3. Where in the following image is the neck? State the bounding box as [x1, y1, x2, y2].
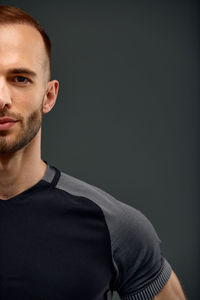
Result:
[0, 130, 47, 200]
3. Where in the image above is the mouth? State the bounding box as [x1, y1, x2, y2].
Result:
[0, 118, 18, 131]
[0, 117, 17, 123]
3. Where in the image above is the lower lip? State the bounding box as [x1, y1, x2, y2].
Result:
[0, 121, 17, 130]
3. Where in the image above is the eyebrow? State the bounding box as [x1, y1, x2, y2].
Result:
[8, 68, 37, 77]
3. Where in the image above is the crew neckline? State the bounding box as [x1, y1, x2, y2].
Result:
[0, 162, 58, 202]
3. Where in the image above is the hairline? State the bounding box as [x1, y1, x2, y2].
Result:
[0, 20, 51, 81]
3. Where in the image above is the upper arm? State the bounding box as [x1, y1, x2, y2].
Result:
[88, 187, 176, 299]
[110, 202, 172, 299]
[153, 271, 187, 300]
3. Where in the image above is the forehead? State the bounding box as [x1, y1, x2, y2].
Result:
[0, 24, 47, 74]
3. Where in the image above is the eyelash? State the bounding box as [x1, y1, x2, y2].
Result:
[12, 76, 31, 84]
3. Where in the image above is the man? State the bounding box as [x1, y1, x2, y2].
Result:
[0, 5, 186, 300]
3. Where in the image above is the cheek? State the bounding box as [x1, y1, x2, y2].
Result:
[10, 86, 45, 112]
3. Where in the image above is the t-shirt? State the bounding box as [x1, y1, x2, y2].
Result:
[0, 163, 172, 300]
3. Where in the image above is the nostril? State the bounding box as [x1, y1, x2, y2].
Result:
[0, 101, 12, 110]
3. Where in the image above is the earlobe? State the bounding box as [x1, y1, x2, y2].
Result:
[42, 80, 59, 114]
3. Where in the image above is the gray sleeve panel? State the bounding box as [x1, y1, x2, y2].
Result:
[56, 171, 172, 299]
[43, 164, 56, 183]
[121, 259, 171, 300]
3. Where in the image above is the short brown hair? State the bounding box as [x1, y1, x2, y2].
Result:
[0, 5, 51, 78]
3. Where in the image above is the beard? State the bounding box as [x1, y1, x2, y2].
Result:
[0, 102, 43, 154]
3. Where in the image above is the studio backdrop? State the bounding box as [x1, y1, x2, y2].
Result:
[1, 0, 199, 299]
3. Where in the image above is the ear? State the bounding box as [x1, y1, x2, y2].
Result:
[42, 80, 59, 114]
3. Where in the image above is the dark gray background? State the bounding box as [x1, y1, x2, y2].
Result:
[1, 0, 199, 299]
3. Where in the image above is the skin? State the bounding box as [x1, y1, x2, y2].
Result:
[153, 271, 187, 300]
[0, 23, 59, 199]
[0, 23, 186, 300]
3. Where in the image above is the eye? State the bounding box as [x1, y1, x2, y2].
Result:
[13, 76, 30, 83]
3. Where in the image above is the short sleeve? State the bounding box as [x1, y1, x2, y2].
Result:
[54, 171, 172, 300]
[109, 202, 172, 299]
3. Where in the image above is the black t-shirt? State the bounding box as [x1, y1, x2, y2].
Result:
[0, 163, 171, 300]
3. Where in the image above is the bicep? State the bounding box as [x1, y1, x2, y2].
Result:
[153, 271, 187, 300]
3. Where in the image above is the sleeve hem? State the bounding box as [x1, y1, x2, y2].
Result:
[120, 259, 172, 300]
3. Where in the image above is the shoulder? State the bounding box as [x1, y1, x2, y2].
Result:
[56, 169, 162, 262]
[56, 169, 172, 298]
[56, 170, 156, 240]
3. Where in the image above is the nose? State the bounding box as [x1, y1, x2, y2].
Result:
[0, 79, 12, 110]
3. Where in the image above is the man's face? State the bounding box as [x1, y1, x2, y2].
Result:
[0, 24, 50, 154]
